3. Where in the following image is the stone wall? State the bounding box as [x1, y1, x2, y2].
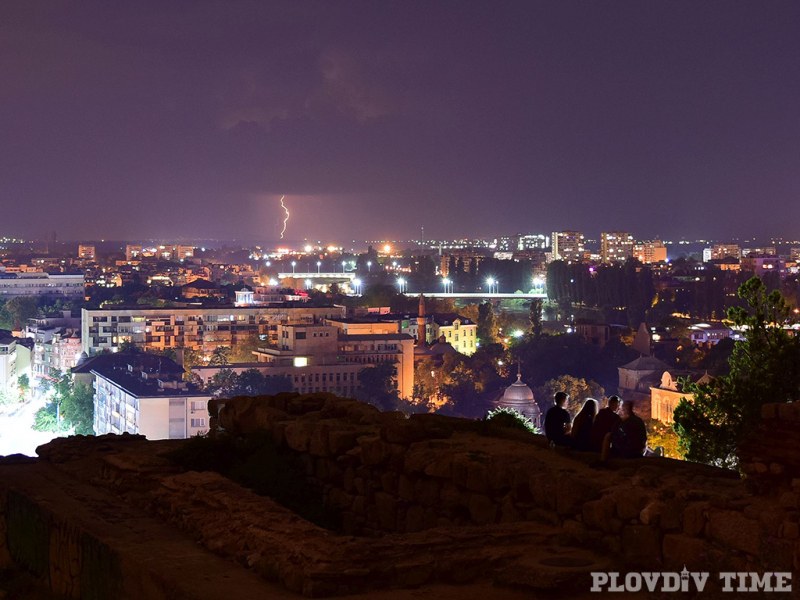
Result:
[211, 394, 800, 576]
[2, 396, 799, 598]
[739, 401, 800, 495]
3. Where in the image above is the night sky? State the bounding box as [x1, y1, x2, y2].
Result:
[2, 1, 799, 242]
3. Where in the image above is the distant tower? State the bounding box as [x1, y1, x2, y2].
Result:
[417, 294, 427, 345]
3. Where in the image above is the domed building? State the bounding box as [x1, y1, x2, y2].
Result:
[494, 367, 541, 428]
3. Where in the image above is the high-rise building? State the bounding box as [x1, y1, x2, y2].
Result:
[77, 244, 96, 260]
[125, 245, 143, 261]
[710, 244, 741, 260]
[551, 231, 585, 262]
[632, 240, 668, 264]
[600, 232, 634, 263]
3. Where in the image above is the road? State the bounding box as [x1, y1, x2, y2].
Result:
[0, 395, 66, 457]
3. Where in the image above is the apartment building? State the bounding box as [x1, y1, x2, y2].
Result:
[0, 272, 85, 298]
[86, 354, 211, 439]
[81, 304, 346, 355]
[600, 231, 634, 263]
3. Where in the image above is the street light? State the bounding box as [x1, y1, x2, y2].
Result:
[353, 278, 362, 295]
[342, 260, 347, 273]
[316, 260, 321, 274]
[367, 260, 372, 272]
[397, 277, 406, 294]
[305, 279, 312, 290]
[486, 277, 497, 294]
[291, 260, 296, 274]
[442, 277, 452, 293]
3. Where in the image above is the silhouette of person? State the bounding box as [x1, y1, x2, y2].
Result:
[610, 400, 647, 458]
[544, 391, 571, 447]
[570, 398, 598, 451]
[591, 395, 622, 452]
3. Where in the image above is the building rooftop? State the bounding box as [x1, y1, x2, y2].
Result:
[341, 333, 414, 342]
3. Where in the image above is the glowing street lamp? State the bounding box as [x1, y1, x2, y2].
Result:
[353, 278, 362, 295]
[342, 260, 347, 273]
[486, 277, 498, 294]
[316, 260, 321, 274]
[442, 277, 452, 293]
[367, 260, 372, 272]
[397, 277, 406, 294]
[291, 260, 296, 274]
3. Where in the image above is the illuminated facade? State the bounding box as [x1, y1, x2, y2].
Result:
[600, 231, 634, 263]
[77, 244, 96, 260]
[0, 272, 84, 299]
[87, 354, 211, 439]
[551, 230, 585, 262]
[195, 323, 415, 399]
[81, 304, 345, 355]
[632, 240, 667, 264]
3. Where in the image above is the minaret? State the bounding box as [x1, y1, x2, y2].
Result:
[417, 293, 427, 346]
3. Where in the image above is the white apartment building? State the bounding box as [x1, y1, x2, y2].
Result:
[0, 272, 85, 298]
[87, 354, 211, 439]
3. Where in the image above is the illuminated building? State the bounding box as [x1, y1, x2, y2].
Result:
[0, 272, 85, 299]
[551, 230, 585, 262]
[650, 371, 712, 425]
[77, 244, 96, 260]
[81, 304, 345, 356]
[194, 323, 415, 399]
[79, 353, 211, 439]
[125, 245, 142, 261]
[710, 244, 741, 260]
[600, 231, 634, 263]
[632, 240, 667, 264]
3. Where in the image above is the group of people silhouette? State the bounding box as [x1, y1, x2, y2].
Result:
[544, 393, 649, 460]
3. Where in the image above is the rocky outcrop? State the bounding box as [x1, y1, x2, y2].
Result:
[2, 396, 799, 598]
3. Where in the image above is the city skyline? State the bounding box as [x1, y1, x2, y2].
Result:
[2, 1, 799, 241]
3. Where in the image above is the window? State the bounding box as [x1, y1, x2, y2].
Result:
[191, 418, 206, 428]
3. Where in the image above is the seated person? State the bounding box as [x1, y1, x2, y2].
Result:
[610, 400, 647, 458]
[544, 391, 572, 447]
[590, 395, 622, 452]
[570, 398, 598, 451]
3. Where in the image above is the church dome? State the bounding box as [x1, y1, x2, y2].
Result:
[494, 371, 540, 425]
[502, 373, 535, 403]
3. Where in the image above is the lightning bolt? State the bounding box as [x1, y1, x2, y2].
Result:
[279, 195, 289, 239]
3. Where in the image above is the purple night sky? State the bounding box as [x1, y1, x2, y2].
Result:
[1, 1, 799, 242]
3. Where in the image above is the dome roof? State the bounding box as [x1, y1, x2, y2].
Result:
[502, 373, 535, 402]
[494, 373, 540, 422]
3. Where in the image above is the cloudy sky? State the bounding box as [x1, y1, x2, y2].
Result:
[1, 1, 799, 242]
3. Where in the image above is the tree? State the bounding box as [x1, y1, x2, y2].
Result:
[33, 374, 94, 435]
[674, 277, 800, 468]
[529, 299, 544, 337]
[536, 375, 604, 417]
[0, 296, 39, 330]
[60, 382, 95, 435]
[230, 334, 262, 362]
[356, 362, 400, 411]
[477, 302, 497, 344]
[204, 368, 292, 398]
[209, 346, 231, 366]
[17, 374, 30, 402]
